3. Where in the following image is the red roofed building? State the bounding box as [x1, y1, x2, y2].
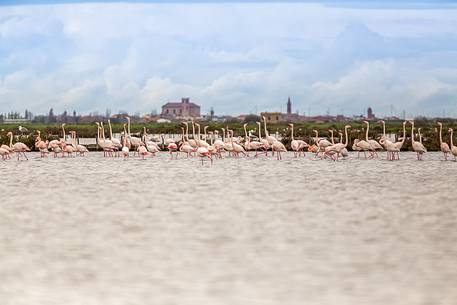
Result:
[161, 98, 201, 119]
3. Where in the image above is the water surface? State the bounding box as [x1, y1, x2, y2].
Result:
[1, 152, 456, 305]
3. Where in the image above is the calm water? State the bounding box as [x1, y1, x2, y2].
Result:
[1, 152, 457, 305]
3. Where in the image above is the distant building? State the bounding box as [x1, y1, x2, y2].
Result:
[161, 98, 200, 119]
[287, 97, 292, 115]
[367, 107, 376, 120]
[261, 112, 285, 123]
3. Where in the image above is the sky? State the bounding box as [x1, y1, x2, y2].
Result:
[1, 1, 457, 117]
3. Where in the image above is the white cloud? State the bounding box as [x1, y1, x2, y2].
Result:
[1, 2, 457, 117]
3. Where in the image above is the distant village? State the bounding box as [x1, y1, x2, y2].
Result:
[0, 96, 430, 125]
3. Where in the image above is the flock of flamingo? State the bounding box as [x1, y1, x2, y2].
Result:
[1, 116, 457, 163]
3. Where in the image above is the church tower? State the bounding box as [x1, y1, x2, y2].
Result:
[287, 97, 292, 115]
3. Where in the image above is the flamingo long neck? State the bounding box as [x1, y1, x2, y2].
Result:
[230, 131, 234, 145]
[127, 118, 131, 136]
[314, 130, 319, 144]
[382, 122, 386, 138]
[402, 123, 406, 143]
[123, 125, 127, 146]
[290, 125, 294, 141]
[192, 122, 195, 140]
[344, 127, 349, 147]
[365, 122, 369, 141]
[185, 123, 190, 141]
[101, 123, 106, 140]
[257, 123, 262, 139]
[439, 124, 443, 144]
[197, 125, 201, 146]
[61, 125, 65, 141]
[96, 124, 100, 142]
[181, 128, 185, 142]
[263, 119, 269, 136]
[330, 131, 334, 145]
[243, 125, 249, 142]
[108, 120, 114, 140]
[9, 133, 13, 147]
[451, 129, 454, 147]
[411, 122, 415, 143]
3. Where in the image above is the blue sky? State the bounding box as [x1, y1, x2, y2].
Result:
[1, 1, 457, 117]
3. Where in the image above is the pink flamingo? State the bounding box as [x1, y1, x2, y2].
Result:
[35, 130, 49, 157]
[7, 131, 30, 160]
[448, 128, 457, 161]
[437, 122, 450, 161]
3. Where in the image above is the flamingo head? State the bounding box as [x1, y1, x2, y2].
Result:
[449, 128, 453, 133]
[345, 125, 351, 129]
[437, 122, 442, 126]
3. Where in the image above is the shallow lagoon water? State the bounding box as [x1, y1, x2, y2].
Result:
[1, 152, 457, 305]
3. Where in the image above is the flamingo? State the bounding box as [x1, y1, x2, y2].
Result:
[437, 122, 450, 161]
[195, 123, 210, 148]
[262, 116, 277, 155]
[256, 121, 269, 156]
[95, 122, 114, 157]
[35, 130, 49, 157]
[229, 130, 247, 157]
[137, 142, 150, 159]
[271, 139, 287, 160]
[312, 130, 332, 157]
[289, 123, 308, 157]
[47, 134, 61, 158]
[213, 130, 225, 158]
[354, 124, 373, 159]
[71, 131, 88, 156]
[338, 131, 349, 158]
[244, 124, 263, 157]
[364, 120, 383, 157]
[418, 128, 424, 144]
[196, 124, 212, 164]
[126, 117, 141, 153]
[179, 127, 195, 158]
[410, 121, 426, 160]
[393, 121, 407, 160]
[222, 128, 234, 157]
[167, 138, 178, 159]
[0, 146, 10, 160]
[121, 124, 130, 158]
[108, 119, 122, 156]
[448, 128, 457, 161]
[143, 127, 160, 154]
[7, 131, 30, 160]
[379, 120, 396, 161]
[323, 125, 351, 161]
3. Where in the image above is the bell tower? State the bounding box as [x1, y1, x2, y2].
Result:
[287, 97, 292, 115]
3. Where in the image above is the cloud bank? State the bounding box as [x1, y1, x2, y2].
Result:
[1, 2, 457, 117]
